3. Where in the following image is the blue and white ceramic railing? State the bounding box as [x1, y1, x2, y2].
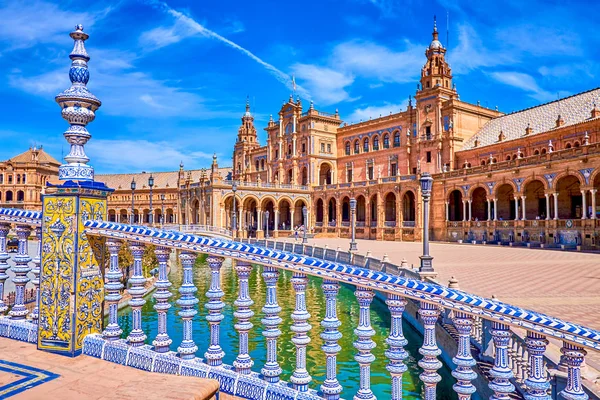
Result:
[0, 207, 599, 399]
[0, 209, 42, 341]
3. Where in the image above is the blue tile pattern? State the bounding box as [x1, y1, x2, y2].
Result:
[0, 359, 59, 399]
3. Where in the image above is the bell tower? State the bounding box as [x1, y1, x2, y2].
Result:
[233, 98, 259, 180]
[420, 16, 453, 93]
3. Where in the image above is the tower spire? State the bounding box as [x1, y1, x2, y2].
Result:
[56, 25, 101, 181]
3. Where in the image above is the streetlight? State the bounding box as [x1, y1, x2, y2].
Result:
[232, 182, 238, 238]
[160, 193, 165, 227]
[349, 198, 357, 251]
[130, 178, 136, 224]
[419, 172, 435, 276]
[302, 206, 308, 244]
[265, 210, 270, 238]
[148, 174, 154, 225]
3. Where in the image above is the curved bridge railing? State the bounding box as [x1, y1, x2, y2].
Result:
[0, 208, 598, 400]
[81, 220, 599, 400]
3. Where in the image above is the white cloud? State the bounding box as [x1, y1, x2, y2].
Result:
[292, 39, 423, 105]
[448, 24, 514, 74]
[490, 71, 555, 102]
[290, 64, 355, 105]
[0, 0, 112, 50]
[495, 25, 581, 57]
[331, 40, 423, 83]
[346, 101, 407, 123]
[87, 139, 218, 173]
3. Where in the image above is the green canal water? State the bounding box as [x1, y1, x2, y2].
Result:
[116, 257, 459, 399]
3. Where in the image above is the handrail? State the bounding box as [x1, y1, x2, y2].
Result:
[0, 208, 42, 226]
[83, 220, 600, 351]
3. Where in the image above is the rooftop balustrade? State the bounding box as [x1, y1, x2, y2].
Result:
[0, 207, 598, 399]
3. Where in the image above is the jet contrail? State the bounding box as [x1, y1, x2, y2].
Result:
[145, 0, 310, 99]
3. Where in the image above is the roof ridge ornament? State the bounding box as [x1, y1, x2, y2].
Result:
[56, 24, 101, 182]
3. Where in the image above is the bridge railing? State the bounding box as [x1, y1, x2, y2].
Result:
[79, 220, 599, 400]
[0, 207, 598, 399]
[163, 224, 232, 237]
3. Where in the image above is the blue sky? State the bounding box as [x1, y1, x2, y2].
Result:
[0, 0, 597, 173]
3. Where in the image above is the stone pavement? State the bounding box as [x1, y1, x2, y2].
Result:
[0, 338, 221, 399]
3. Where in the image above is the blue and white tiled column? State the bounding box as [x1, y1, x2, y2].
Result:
[560, 342, 588, 400]
[418, 301, 442, 400]
[523, 331, 550, 399]
[261, 266, 282, 382]
[103, 239, 123, 341]
[153, 246, 173, 353]
[9, 225, 32, 319]
[30, 227, 42, 323]
[385, 294, 408, 400]
[320, 279, 343, 399]
[126, 242, 147, 346]
[451, 311, 477, 400]
[354, 286, 376, 400]
[205, 256, 225, 366]
[0, 224, 10, 314]
[488, 322, 515, 399]
[177, 251, 198, 359]
[290, 272, 312, 391]
[233, 260, 254, 374]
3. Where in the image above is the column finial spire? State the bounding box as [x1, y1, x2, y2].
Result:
[56, 24, 101, 182]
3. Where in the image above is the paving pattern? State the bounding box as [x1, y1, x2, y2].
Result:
[0, 339, 220, 399]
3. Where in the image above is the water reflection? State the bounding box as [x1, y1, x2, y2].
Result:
[116, 257, 458, 399]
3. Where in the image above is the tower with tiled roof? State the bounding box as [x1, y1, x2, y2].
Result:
[233, 98, 260, 180]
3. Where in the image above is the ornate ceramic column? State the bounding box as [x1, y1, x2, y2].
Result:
[487, 199, 492, 221]
[153, 246, 173, 353]
[488, 322, 515, 399]
[38, 24, 110, 356]
[290, 272, 312, 391]
[514, 197, 520, 221]
[30, 227, 42, 323]
[233, 260, 254, 374]
[354, 286, 376, 400]
[462, 200, 467, 222]
[320, 280, 343, 399]
[523, 332, 550, 399]
[103, 239, 123, 341]
[467, 199, 472, 221]
[452, 311, 477, 399]
[418, 301, 442, 400]
[560, 342, 588, 400]
[127, 242, 147, 346]
[545, 194, 550, 220]
[553, 193, 559, 220]
[9, 225, 32, 319]
[261, 266, 282, 382]
[385, 294, 408, 400]
[177, 251, 198, 359]
[581, 190, 587, 219]
[0, 224, 10, 314]
[521, 196, 527, 220]
[205, 256, 225, 366]
[445, 201, 449, 221]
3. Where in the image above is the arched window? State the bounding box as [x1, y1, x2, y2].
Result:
[565, 143, 572, 149]
[354, 140, 360, 154]
[261, 159, 265, 170]
[345, 141, 351, 155]
[541, 148, 547, 155]
[16, 174, 20, 184]
[373, 136, 379, 150]
[383, 134, 390, 149]
[22, 174, 26, 184]
[534, 149, 540, 155]
[363, 138, 369, 152]
[255, 160, 259, 171]
[285, 123, 292, 134]
[393, 131, 400, 147]
[481, 159, 486, 166]
[574, 141, 580, 148]
[506, 155, 511, 161]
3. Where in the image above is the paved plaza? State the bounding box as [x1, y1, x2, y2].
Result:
[0, 339, 221, 399]
[283, 237, 600, 332]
